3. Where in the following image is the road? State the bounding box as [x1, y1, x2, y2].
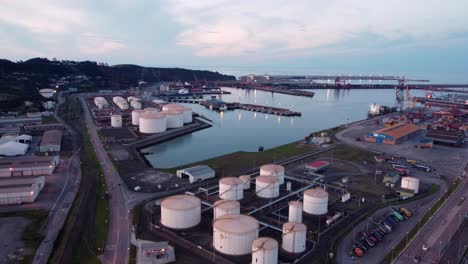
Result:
[32, 91, 82, 264]
[394, 175, 468, 264]
[80, 95, 163, 264]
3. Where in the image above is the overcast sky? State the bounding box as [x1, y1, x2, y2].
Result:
[1, 0, 468, 81]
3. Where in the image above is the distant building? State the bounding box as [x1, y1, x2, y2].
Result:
[426, 129, 465, 146]
[176, 165, 215, 183]
[39, 130, 62, 152]
[305, 161, 330, 173]
[136, 240, 175, 264]
[0, 176, 45, 205]
[0, 141, 29, 156]
[364, 123, 420, 144]
[0, 156, 59, 177]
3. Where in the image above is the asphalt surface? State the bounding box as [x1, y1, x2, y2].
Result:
[441, 219, 468, 264]
[80, 95, 162, 264]
[0, 217, 31, 261]
[334, 115, 468, 264]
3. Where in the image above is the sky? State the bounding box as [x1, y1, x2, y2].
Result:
[1, 0, 468, 81]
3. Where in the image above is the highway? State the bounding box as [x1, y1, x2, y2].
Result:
[394, 173, 468, 264]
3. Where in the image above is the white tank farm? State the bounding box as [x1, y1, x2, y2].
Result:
[282, 222, 307, 254]
[144, 107, 159, 114]
[213, 214, 259, 255]
[401, 177, 420, 194]
[303, 188, 328, 215]
[288, 201, 303, 223]
[130, 100, 142, 109]
[160, 195, 201, 229]
[110, 114, 122, 127]
[94, 97, 108, 109]
[239, 175, 251, 190]
[162, 110, 183, 128]
[252, 237, 278, 264]
[131, 110, 145, 126]
[139, 112, 166, 133]
[219, 177, 244, 200]
[260, 164, 285, 184]
[255, 175, 280, 198]
[213, 200, 240, 219]
[113, 96, 129, 110]
[162, 104, 192, 123]
[127, 96, 140, 102]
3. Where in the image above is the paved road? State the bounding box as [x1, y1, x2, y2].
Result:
[394, 175, 468, 264]
[32, 91, 82, 264]
[80, 96, 162, 264]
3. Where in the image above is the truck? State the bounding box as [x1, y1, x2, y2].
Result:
[400, 207, 413, 217]
[354, 246, 365, 257]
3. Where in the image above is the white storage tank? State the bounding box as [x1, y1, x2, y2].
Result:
[131, 110, 145, 126]
[162, 104, 192, 123]
[219, 177, 244, 200]
[139, 112, 166, 133]
[127, 96, 140, 102]
[162, 103, 182, 111]
[94, 97, 108, 108]
[213, 200, 240, 219]
[162, 110, 184, 128]
[252, 237, 278, 264]
[110, 114, 122, 127]
[260, 164, 285, 184]
[282, 222, 307, 253]
[239, 175, 251, 190]
[144, 107, 159, 114]
[401, 177, 420, 194]
[255, 175, 280, 198]
[288, 201, 303, 223]
[161, 195, 201, 229]
[213, 214, 259, 255]
[303, 188, 328, 215]
[130, 100, 142, 109]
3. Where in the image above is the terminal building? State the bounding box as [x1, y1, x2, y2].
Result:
[0, 176, 45, 205]
[0, 156, 59, 177]
[364, 123, 420, 144]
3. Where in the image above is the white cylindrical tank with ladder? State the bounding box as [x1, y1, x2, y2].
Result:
[282, 222, 307, 254]
[139, 112, 166, 133]
[255, 175, 280, 198]
[239, 175, 251, 190]
[251, 237, 278, 264]
[303, 187, 328, 215]
[131, 109, 145, 126]
[110, 114, 122, 127]
[213, 214, 259, 255]
[288, 200, 303, 223]
[213, 200, 240, 219]
[260, 164, 285, 184]
[219, 177, 244, 200]
[160, 195, 201, 229]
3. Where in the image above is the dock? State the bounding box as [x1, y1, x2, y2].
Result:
[199, 101, 301, 116]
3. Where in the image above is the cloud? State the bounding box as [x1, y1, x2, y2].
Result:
[0, 0, 86, 33]
[166, 0, 468, 57]
[78, 33, 127, 55]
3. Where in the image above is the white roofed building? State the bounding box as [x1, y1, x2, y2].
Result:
[0, 141, 29, 156]
[176, 165, 215, 183]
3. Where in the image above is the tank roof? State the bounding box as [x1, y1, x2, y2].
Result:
[288, 200, 302, 207]
[161, 110, 183, 115]
[260, 164, 284, 172]
[213, 214, 259, 233]
[402, 176, 419, 181]
[252, 237, 278, 250]
[161, 195, 201, 210]
[220, 177, 243, 186]
[214, 199, 240, 209]
[304, 187, 328, 197]
[283, 222, 307, 232]
[132, 109, 146, 113]
[256, 175, 279, 184]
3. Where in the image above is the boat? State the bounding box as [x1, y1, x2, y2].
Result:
[368, 103, 397, 117]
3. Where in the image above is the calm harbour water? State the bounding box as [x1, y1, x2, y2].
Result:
[142, 88, 427, 168]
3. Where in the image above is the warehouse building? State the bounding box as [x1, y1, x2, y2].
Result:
[0, 156, 59, 177]
[364, 123, 420, 144]
[0, 176, 45, 204]
[426, 129, 465, 146]
[39, 130, 62, 152]
[0, 141, 29, 156]
[176, 165, 215, 183]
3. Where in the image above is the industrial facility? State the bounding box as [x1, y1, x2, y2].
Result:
[0, 176, 45, 204]
[0, 156, 59, 177]
[364, 123, 421, 144]
[146, 163, 351, 264]
[39, 129, 63, 152]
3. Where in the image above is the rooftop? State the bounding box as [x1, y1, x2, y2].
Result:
[178, 165, 214, 177]
[40, 130, 62, 147]
[0, 156, 57, 169]
[306, 161, 330, 168]
[373, 123, 420, 140]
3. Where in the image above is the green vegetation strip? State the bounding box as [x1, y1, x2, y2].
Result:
[161, 127, 344, 176]
[383, 179, 461, 263]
